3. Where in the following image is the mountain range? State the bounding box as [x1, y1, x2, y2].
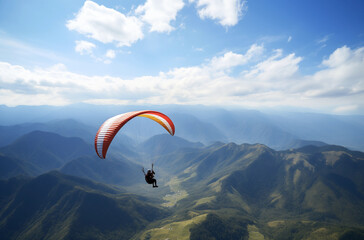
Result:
[0, 131, 92, 174]
[0, 119, 95, 147]
[0, 128, 364, 239]
[1, 104, 364, 151]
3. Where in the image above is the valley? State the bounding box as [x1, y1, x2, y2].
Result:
[1, 122, 364, 239]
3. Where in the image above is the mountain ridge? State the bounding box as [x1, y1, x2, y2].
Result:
[1, 104, 363, 151]
[0, 131, 92, 174]
[0, 171, 168, 240]
[0, 125, 364, 238]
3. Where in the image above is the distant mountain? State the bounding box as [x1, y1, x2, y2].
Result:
[0, 105, 58, 125]
[1, 104, 364, 150]
[60, 156, 144, 186]
[0, 154, 33, 179]
[170, 113, 227, 144]
[266, 112, 364, 151]
[0, 171, 168, 240]
[44, 119, 96, 142]
[285, 139, 328, 149]
[139, 134, 204, 156]
[192, 109, 297, 148]
[0, 130, 143, 185]
[105, 134, 140, 159]
[0, 119, 95, 147]
[0, 131, 92, 174]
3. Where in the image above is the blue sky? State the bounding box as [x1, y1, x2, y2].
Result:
[0, 0, 364, 114]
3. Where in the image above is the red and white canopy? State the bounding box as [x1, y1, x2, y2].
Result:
[95, 110, 175, 159]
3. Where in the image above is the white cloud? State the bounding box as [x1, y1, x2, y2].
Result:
[322, 45, 352, 68]
[74, 41, 116, 64]
[105, 49, 116, 59]
[209, 44, 264, 70]
[75, 40, 96, 55]
[317, 35, 330, 44]
[288, 36, 292, 42]
[0, 45, 363, 114]
[135, 0, 184, 33]
[244, 49, 302, 81]
[316, 35, 331, 49]
[66, 1, 143, 47]
[333, 105, 358, 114]
[210, 51, 247, 69]
[194, 47, 204, 52]
[299, 46, 364, 99]
[192, 0, 247, 26]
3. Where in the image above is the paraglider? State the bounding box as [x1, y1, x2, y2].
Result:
[94, 110, 175, 159]
[95, 110, 175, 188]
[142, 163, 158, 187]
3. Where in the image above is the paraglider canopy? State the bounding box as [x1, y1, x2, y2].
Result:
[95, 110, 175, 159]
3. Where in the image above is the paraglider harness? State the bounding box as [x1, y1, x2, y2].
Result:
[145, 170, 155, 184]
[142, 164, 158, 188]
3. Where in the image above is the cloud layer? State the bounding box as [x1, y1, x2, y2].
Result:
[67, 1, 144, 47]
[75, 40, 95, 55]
[136, 0, 185, 33]
[67, 0, 247, 62]
[1, 45, 363, 113]
[191, 0, 247, 26]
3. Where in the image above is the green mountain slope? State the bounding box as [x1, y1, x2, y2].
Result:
[148, 143, 364, 239]
[0, 154, 34, 179]
[0, 131, 92, 174]
[0, 130, 147, 186]
[60, 156, 144, 186]
[1, 131, 364, 239]
[175, 144, 364, 220]
[0, 172, 168, 240]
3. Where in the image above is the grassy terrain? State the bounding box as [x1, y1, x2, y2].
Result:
[260, 220, 364, 240]
[138, 213, 207, 240]
[162, 176, 189, 207]
[248, 225, 265, 240]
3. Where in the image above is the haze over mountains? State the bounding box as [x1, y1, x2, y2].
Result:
[0, 104, 364, 239]
[1, 104, 364, 151]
